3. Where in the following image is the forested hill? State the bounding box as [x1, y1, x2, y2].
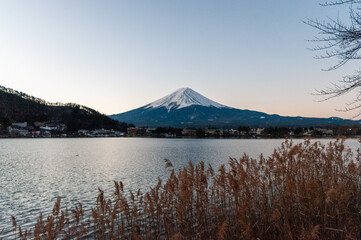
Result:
[0, 85, 132, 131]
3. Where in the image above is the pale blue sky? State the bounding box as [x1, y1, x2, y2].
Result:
[0, 1, 357, 118]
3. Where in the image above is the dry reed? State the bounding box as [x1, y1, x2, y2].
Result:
[3, 139, 361, 239]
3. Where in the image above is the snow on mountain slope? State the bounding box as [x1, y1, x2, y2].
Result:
[109, 88, 361, 128]
[144, 88, 228, 111]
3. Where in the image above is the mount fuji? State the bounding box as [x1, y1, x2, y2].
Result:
[109, 88, 360, 128]
[144, 88, 227, 111]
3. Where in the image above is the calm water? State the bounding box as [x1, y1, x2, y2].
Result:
[0, 138, 360, 233]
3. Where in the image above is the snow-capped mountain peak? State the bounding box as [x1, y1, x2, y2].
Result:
[109, 88, 359, 128]
[145, 88, 228, 111]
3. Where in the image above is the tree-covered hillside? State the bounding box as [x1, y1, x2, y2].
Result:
[0, 85, 132, 132]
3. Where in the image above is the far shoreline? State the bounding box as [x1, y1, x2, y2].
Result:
[0, 135, 360, 140]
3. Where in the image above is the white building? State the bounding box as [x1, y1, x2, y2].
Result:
[12, 122, 27, 128]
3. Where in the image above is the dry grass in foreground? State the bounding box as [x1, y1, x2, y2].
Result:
[4, 139, 361, 240]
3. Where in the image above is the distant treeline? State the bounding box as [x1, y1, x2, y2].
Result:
[138, 125, 361, 138]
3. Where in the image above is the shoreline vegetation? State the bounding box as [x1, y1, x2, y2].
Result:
[2, 139, 361, 239]
[2, 124, 361, 139]
[1, 135, 361, 140]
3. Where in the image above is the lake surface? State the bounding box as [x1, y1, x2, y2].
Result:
[1, 138, 360, 234]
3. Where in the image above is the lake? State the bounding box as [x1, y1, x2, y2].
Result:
[0, 137, 360, 234]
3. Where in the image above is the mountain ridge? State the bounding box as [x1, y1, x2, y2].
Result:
[0, 85, 131, 132]
[109, 88, 361, 128]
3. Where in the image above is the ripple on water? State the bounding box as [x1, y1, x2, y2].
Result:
[0, 138, 359, 232]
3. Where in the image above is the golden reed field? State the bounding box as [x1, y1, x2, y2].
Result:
[3, 139, 361, 240]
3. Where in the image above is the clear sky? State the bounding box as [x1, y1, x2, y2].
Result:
[0, 1, 358, 118]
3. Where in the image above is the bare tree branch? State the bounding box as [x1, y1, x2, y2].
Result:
[307, 0, 361, 116]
